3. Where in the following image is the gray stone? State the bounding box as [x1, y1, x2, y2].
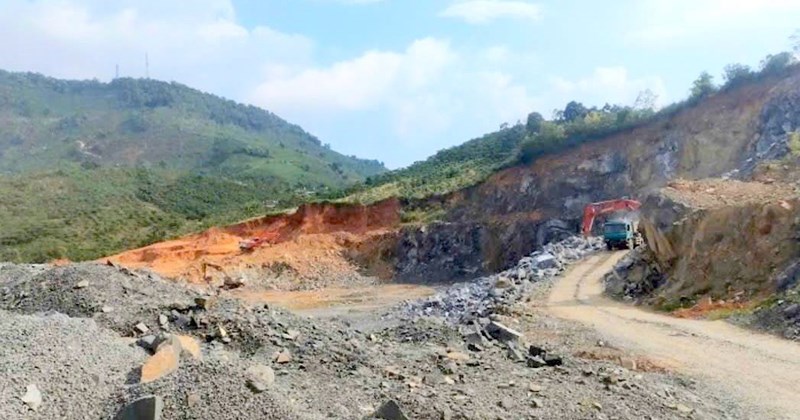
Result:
[374, 399, 409, 420]
[74, 280, 89, 289]
[20, 384, 42, 411]
[485, 321, 523, 343]
[544, 354, 563, 366]
[245, 364, 275, 393]
[467, 342, 484, 352]
[158, 315, 168, 326]
[284, 329, 301, 340]
[783, 303, 800, 318]
[526, 356, 547, 368]
[528, 345, 546, 358]
[440, 406, 453, 420]
[532, 253, 558, 269]
[498, 397, 515, 409]
[463, 330, 487, 346]
[135, 323, 150, 334]
[115, 396, 163, 420]
[506, 343, 525, 362]
[275, 349, 292, 364]
[137, 335, 157, 351]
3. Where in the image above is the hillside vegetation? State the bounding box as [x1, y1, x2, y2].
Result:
[346, 52, 799, 204]
[0, 71, 385, 262]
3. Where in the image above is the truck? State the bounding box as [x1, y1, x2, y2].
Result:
[581, 198, 643, 250]
[602, 219, 643, 250]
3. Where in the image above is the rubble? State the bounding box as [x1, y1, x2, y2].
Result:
[395, 236, 604, 324]
[0, 236, 743, 419]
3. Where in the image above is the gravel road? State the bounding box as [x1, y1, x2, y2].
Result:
[547, 251, 800, 420]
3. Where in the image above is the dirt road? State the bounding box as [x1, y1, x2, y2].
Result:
[547, 251, 800, 420]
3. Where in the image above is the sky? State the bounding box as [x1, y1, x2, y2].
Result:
[0, 1, 798, 168]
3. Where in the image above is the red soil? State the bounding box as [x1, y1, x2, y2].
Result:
[103, 199, 401, 286]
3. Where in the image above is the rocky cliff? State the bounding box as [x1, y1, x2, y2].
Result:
[393, 70, 800, 282]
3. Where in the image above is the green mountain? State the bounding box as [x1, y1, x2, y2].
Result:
[0, 70, 385, 262]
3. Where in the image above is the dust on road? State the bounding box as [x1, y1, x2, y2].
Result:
[547, 251, 800, 420]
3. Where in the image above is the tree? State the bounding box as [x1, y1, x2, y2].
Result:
[722, 63, 754, 88]
[525, 112, 544, 134]
[791, 29, 800, 59]
[563, 101, 588, 122]
[690, 71, 717, 100]
[633, 89, 658, 111]
[760, 52, 796, 75]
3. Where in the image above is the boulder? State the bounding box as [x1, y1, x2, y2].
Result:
[374, 399, 409, 420]
[245, 364, 275, 393]
[484, 321, 523, 343]
[532, 253, 558, 269]
[115, 396, 163, 420]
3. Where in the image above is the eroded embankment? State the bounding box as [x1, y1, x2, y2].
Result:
[607, 178, 800, 314]
[104, 199, 402, 288]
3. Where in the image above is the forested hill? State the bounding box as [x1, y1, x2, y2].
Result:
[0, 70, 385, 178]
[0, 70, 385, 262]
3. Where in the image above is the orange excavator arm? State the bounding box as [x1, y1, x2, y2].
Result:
[581, 199, 641, 236]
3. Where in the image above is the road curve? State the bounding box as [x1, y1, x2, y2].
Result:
[547, 251, 800, 420]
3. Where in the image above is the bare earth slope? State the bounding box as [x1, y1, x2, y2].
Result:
[548, 251, 800, 420]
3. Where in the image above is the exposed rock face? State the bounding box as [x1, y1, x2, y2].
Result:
[743, 90, 800, 175]
[394, 219, 574, 283]
[445, 72, 800, 228]
[388, 72, 800, 286]
[607, 191, 800, 308]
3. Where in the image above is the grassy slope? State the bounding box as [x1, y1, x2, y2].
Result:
[347, 125, 526, 203]
[0, 71, 386, 262]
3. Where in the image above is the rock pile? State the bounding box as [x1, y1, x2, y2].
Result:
[396, 236, 604, 324]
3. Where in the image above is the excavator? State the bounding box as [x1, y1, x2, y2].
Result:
[581, 199, 643, 250]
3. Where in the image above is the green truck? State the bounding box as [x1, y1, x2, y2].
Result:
[603, 219, 643, 250]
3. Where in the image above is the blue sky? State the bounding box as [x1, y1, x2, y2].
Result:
[0, 0, 798, 168]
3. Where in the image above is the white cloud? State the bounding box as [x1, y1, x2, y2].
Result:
[441, 0, 541, 24]
[627, 0, 800, 46]
[252, 38, 456, 112]
[0, 0, 313, 96]
[250, 38, 539, 154]
[547, 67, 668, 112]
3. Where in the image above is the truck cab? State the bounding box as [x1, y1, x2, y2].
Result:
[603, 219, 642, 250]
